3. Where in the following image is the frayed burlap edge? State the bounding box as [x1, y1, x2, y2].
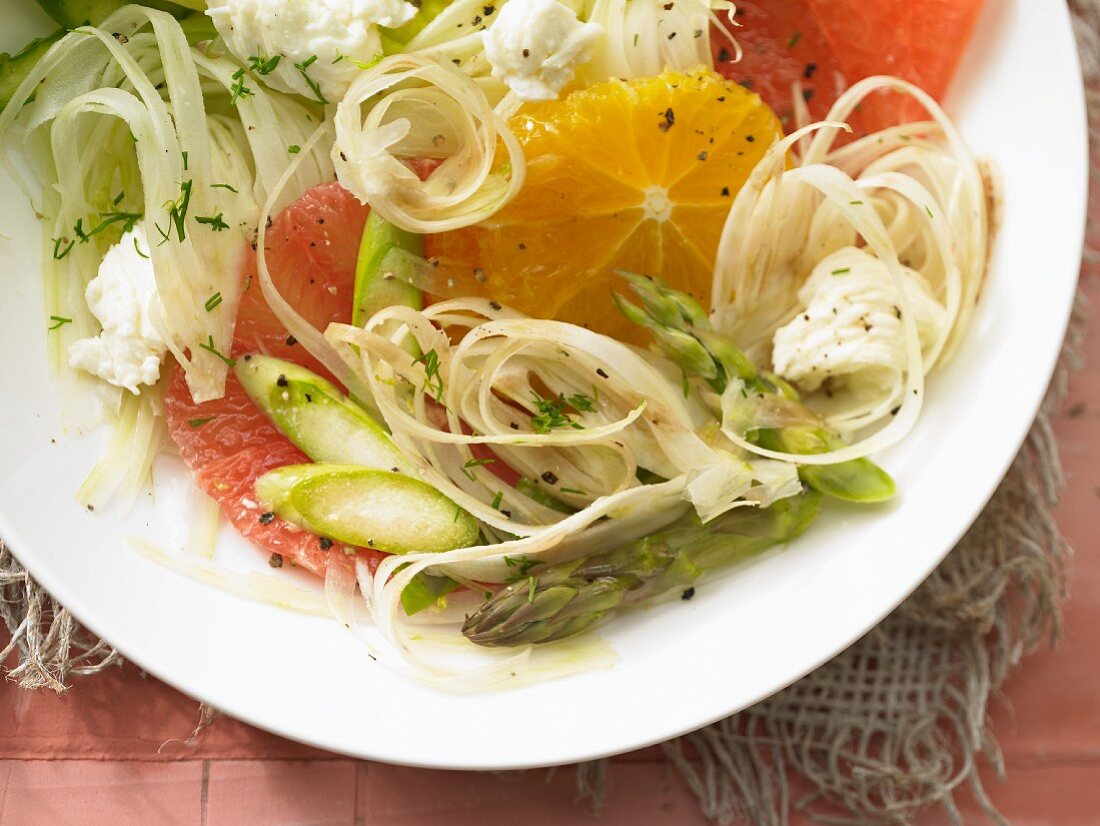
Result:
[2, 4, 1097, 825]
[631, 293, 1087, 826]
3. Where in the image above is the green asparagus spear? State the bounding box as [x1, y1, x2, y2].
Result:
[613, 273, 894, 503]
[353, 211, 423, 328]
[462, 490, 822, 647]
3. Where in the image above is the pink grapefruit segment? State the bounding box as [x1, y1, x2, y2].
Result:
[714, 0, 985, 135]
[165, 182, 385, 576]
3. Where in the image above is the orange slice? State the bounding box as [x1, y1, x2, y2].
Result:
[425, 68, 782, 343]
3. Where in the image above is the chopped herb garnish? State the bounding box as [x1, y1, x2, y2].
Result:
[504, 555, 541, 578]
[530, 391, 585, 434]
[198, 334, 235, 366]
[248, 51, 282, 75]
[560, 487, 586, 495]
[787, 30, 802, 47]
[229, 68, 253, 103]
[182, 150, 189, 170]
[849, 199, 864, 205]
[188, 416, 214, 428]
[204, 292, 223, 312]
[831, 267, 851, 275]
[73, 207, 143, 245]
[491, 491, 504, 510]
[413, 348, 444, 398]
[112, 190, 126, 206]
[568, 392, 596, 413]
[294, 55, 327, 104]
[925, 205, 934, 219]
[133, 237, 150, 259]
[155, 180, 194, 244]
[287, 144, 301, 154]
[196, 212, 230, 232]
[211, 183, 239, 193]
[527, 576, 536, 603]
[52, 237, 75, 260]
[48, 315, 72, 331]
[462, 457, 495, 480]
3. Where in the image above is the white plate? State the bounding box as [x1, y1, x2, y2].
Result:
[0, 1, 1086, 769]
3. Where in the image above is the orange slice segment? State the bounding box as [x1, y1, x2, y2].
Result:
[425, 68, 782, 343]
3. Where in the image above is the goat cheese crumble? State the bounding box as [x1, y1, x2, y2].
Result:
[68, 225, 168, 395]
[482, 0, 603, 101]
[206, 0, 418, 103]
[772, 247, 946, 398]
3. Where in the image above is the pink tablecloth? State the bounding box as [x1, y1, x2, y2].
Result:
[2, 238, 1098, 826]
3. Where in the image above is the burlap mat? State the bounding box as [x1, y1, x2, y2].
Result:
[2, 3, 1097, 823]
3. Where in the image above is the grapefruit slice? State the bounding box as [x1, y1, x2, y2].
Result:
[715, 0, 985, 134]
[164, 182, 387, 576]
[713, 1, 846, 128]
[808, 0, 985, 128]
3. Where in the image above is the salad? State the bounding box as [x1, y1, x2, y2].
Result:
[0, 0, 989, 686]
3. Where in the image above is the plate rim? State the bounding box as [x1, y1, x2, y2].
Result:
[0, 0, 1088, 770]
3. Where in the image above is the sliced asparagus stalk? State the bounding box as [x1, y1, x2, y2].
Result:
[256, 463, 472, 610]
[274, 467, 479, 554]
[254, 463, 366, 524]
[614, 273, 895, 503]
[353, 211, 423, 328]
[751, 427, 895, 503]
[242, 356, 472, 607]
[462, 490, 822, 647]
[236, 354, 411, 472]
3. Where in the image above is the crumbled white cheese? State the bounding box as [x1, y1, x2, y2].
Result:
[206, 0, 418, 103]
[482, 0, 603, 101]
[68, 225, 168, 395]
[771, 247, 946, 397]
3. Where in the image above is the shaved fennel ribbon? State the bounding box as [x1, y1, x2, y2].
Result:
[0, 8, 329, 402]
[711, 76, 988, 464]
[314, 296, 802, 684]
[0, 9, 331, 507]
[332, 54, 525, 233]
[584, 0, 740, 81]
